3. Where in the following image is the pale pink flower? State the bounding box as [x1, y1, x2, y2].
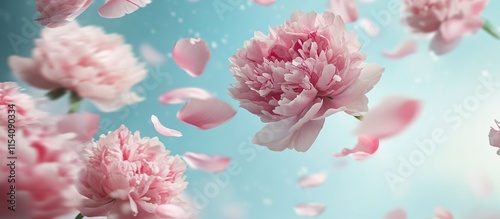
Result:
[77, 125, 188, 218]
[403, 0, 488, 54]
[229, 11, 384, 152]
[0, 83, 82, 219]
[0, 82, 46, 128]
[35, 0, 92, 28]
[8, 22, 147, 112]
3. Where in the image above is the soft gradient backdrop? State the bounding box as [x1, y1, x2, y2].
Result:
[1, 0, 500, 218]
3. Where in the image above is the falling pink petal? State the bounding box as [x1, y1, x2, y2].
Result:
[385, 208, 407, 219]
[489, 120, 500, 155]
[159, 87, 212, 105]
[298, 172, 327, 188]
[57, 113, 99, 143]
[333, 136, 379, 161]
[435, 207, 454, 219]
[294, 203, 326, 217]
[177, 97, 236, 130]
[467, 173, 493, 198]
[172, 38, 211, 77]
[383, 39, 418, 59]
[35, 0, 92, 28]
[354, 96, 422, 139]
[98, 0, 152, 18]
[182, 152, 231, 172]
[253, 0, 275, 6]
[156, 204, 186, 219]
[328, 0, 358, 23]
[140, 43, 165, 66]
[151, 115, 182, 137]
[359, 18, 380, 37]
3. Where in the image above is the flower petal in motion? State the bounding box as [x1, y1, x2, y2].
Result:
[354, 96, 422, 139]
[333, 136, 379, 161]
[8, 56, 59, 89]
[156, 204, 186, 219]
[489, 120, 500, 155]
[253, 0, 275, 6]
[182, 152, 231, 172]
[467, 172, 493, 198]
[177, 98, 236, 130]
[173, 38, 211, 77]
[57, 113, 99, 143]
[435, 207, 454, 219]
[98, 0, 152, 18]
[151, 115, 182, 137]
[35, 0, 92, 27]
[159, 87, 212, 105]
[359, 18, 380, 37]
[328, 0, 358, 23]
[298, 172, 327, 188]
[383, 39, 418, 59]
[140, 43, 165, 66]
[385, 208, 407, 219]
[294, 203, 326, 217]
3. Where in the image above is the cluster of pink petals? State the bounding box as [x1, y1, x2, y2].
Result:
[36, 0, 152, 27]
[0, 82, 98, 219]
[229, 10, 384, 152]
[488, 120, 500, 155]
[403, 0, 489, 54]
[8, 22, 147, 112]
[0, 82, 46, 128]
[77, 125, 189, 219]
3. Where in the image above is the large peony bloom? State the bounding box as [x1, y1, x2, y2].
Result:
[403, 0, 489, 54]
[229, 11, 384, 152]
[0, 83, 85, 219]
[8, 22, 147, 112]
[77, 125, 189, 218]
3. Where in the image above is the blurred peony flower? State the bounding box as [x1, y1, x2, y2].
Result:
[0, 82, 46, 128]
[8, 22, 147, 112]
[35, 0, 92, 28]
[77, 125, 189, 219]
[0, 83, 84, 219]
[229, 11, 384, 152]
[402, 0, 489, 54]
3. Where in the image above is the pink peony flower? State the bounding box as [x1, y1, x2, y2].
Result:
[35, 0, 93, 28]
[77, 125, 189, 218]
[229, 11, 384, 152]
[403, 0, 488, 54]
[8, 22, 147, 112]
[0, 83, 82, 219]
[0, 82, 46, 128]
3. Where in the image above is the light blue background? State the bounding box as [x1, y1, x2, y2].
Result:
[1, 0, 500, 218]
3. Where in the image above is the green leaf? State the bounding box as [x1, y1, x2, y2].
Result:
[45, 88, 66, 100]
[354, 115, 363, 121]
[482, 20, 500, 40]
[75, 213, 83, 219]
[68, 91, 82, 114]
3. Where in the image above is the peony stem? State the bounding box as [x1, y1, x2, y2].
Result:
[482, 20, 500, 39]
[68, 91, 82, 114]
[46, 87, 67, 100]
[75, 213, 84, 219]
[354, 115, 363, 121]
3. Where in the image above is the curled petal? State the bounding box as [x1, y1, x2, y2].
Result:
[333, 136, 379, 161]
[151, 115, 182, 137]
[354, 96, 422, 139]
[99, 0, 152, 18]
[298, 172, 327, 188]
[159, 87, 212, 105]
[172, 38, 211, 77]
[177, 98, 236, 130]
[294, 203, 326, 217]
[182, 152, 231, 172]
[383, 39, 418, 59]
